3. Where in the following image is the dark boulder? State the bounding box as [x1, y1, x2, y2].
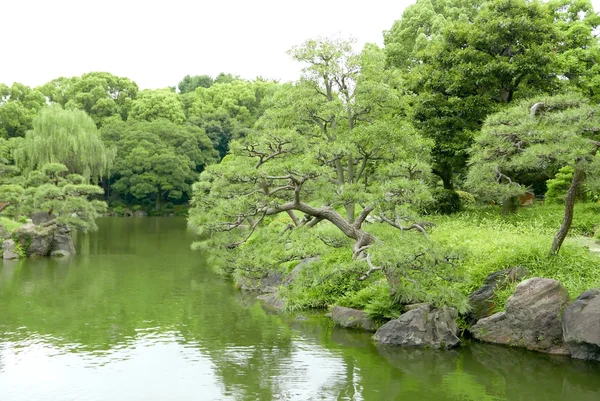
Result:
[472, 278, 570, 354]
[331, 306, 377, 332]
[372, 304, 460, 349]
[467, 266, 528, 323]
[562, 289, 600, 361]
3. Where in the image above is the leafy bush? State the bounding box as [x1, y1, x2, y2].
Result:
[455, 190, 476, 206]
[546, 166, 575, 204]
[426, 188, 462, 215]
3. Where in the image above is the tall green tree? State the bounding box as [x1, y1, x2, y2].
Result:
[40, 72, 138, 126]
[0, 83, 46, 138]
[186, 79, 279, 157]
[129, 89, 186, 124]
[385, 0, 600, 189]
[178, 74, 214, 93]
[189, 38, 435, 290]
[102, 119, 217, 208]
[467, 94, 600, 254]
[15, 106, 114, 182]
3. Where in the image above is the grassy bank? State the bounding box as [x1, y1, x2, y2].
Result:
[252, 203, 600, 321]
[0, 216, 23, 233]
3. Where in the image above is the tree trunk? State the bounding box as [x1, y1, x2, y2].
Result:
[433, 164, 454, 190]
[345, 204, 355, 224]
[551, 167, 585, 254]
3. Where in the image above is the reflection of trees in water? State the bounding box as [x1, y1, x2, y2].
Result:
[1, 218, 599, 400]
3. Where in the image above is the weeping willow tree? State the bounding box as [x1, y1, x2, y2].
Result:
[15, 106, 114, 182]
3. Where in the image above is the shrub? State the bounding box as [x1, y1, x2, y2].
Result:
[427, 188, 462, 215]
[455, 190, 476, 206]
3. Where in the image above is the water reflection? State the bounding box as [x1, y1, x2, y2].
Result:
[0, 218, 598, 401]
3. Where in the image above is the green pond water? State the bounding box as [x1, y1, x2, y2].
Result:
[1, 218, 599, 401]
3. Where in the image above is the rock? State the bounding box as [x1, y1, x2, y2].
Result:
[237, 271, 284, 293]
[2, 239, 20, 260]
[13, 223, 56, 257]
[471, 278, 570, 353]
[31, 211, 56, 226]
[283, 257, 319, 286]
[468, 266, 529, 322]
[133, 210, 147, 217]
[372, 304, 460, 349]
[404, 302, 430, 312]
[0, 223, 10, 240]
[562, 289, 600, 361]
[257, 293, 285, 310]
[331, 306, 377, 332]
[50, 224, 75, 257]
[123, 208, 133, 217]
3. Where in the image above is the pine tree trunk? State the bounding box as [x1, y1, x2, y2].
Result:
[551, 167, 585, 254]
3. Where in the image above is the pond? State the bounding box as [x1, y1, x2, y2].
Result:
[0, 218, 599, 400]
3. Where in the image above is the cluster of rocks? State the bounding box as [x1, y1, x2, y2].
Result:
[1, 214, 75, 260]
[471, 277, 600, 361]
[239, 256, 600, 362]
[326, 267, 600, 362]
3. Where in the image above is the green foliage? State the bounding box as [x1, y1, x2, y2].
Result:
[15, 105, 114, 182]
[427, 188, 462, 215]
[0, 216, 23, 232]
[385, 0, 600, 188]
[185, 79, 279, 157]
[456, 190, 476, 206]
[0, 163, 106, 231]
[102, 119, 217, 208]
[546, 166, 575, 204]
[336, 280, 402, 322]
[430, 205, 600, 309]
[0, 82, 46, 138]
[129, 89, 186, 124]
[178, 74, 214, 93]
[40, 72, 138, 126]
[467, 94, 600, 202]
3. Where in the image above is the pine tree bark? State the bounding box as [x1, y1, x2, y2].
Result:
[550, 167, 585, 254]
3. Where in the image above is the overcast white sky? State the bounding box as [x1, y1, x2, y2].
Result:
[2, 0, 600, 90]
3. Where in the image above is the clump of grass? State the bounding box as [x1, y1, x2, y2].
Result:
[0, 216, 23, 232]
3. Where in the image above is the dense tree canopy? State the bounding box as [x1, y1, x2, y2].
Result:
[102, 119, 217, 208]
[0, 82, 46, 138]
[385, 0, 600, 189]
[39, 72, 138, 126]
[129, 89, 186, 124]
[15, 106, 114, 183]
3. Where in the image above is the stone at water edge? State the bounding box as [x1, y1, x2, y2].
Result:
[50, 224, 76, 257]
[2, 239, 20, 260]
[471, 278, 570, 354]
[467, 266, 529, 323]
[0, 223, 10, 240]
[331, 306, 377, 332]
[562, 289, 600, 362]
[372, 304, 461, 349]
[13, 223, 56, 257]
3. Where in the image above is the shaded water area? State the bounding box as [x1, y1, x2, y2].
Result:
[0, 218, 599, 400]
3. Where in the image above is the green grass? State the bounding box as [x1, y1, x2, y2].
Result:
[292, 203, 600, 319]
[0, 216, 23, 232]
